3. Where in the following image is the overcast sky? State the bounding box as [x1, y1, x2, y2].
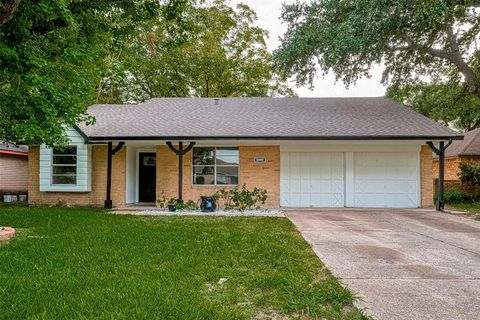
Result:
[230, 0, 386, 97]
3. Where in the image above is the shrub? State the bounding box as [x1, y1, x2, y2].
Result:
[442, 190, 472, 204]
[215, 185, 267, 211]
[459, 162, 480, 186]
[184, 200, 199, 210]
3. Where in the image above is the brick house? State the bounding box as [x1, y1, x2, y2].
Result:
[28, 97, 461, 209]
[432, 128, 480, 180]
[0, 143, 28, 199]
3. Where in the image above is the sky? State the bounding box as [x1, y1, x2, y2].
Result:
[230, 0, 387, 97]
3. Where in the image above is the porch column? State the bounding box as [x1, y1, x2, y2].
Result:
[104, 141, 125, 209]
[166, 141, 196, 200]
[427, 140, 452, 211]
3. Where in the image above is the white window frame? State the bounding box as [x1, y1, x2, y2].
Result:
[192, 147, 239, 186]
[51, 146, 78, 185]
[39, 127, 91, 192]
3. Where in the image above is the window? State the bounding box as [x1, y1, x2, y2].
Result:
[193, 147, 239, 185]
[52, 146, 77, 185]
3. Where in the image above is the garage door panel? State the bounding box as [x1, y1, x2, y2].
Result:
[354, 152, 419, 208]
[281, 152, 345, 208]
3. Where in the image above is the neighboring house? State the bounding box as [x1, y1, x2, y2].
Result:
[0, 143, 28, 199]
[28, 97, 461, 209]
[432, 128, 480, 180]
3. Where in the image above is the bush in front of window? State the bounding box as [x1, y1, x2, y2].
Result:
[214, 185, 267, 211]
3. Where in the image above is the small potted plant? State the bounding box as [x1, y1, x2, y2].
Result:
[156, 192, 167, 210]
[168, 198, 184, 212]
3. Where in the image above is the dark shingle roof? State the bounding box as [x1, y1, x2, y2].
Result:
[438, 128, 480, 158]
[77, 97, 461, 140]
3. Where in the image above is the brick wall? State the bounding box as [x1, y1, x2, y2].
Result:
[433, 155, 480, 181]
[28, 145, 126, 207]
[420, 145, 434, 208]
[0, 153, 28, 194]
[156, 145, 280, 208]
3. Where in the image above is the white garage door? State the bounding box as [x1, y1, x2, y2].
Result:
[281, 153, 345, 207]
[354, 153, 419, 208]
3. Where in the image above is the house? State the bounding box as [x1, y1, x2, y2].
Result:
[28, 97, 461, 209]
[432, 128, 480, 180]
[0, 143, 28, 200]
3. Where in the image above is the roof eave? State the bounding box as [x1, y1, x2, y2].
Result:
[85, 135, 464, 142]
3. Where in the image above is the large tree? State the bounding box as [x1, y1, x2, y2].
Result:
[0, 0, 161, 146]
[274, 0, 480, 131]
[99, 0, 292, 103]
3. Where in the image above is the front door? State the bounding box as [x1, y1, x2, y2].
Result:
[139, 153, 156, 202]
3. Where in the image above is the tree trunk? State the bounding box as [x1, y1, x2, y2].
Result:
[0, 0, 21, 27]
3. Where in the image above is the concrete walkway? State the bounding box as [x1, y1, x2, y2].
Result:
[286, 209, 480, 320]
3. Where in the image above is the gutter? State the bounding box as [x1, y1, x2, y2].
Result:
[85, 135, 464, 142]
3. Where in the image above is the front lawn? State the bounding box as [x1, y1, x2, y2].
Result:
[448, 202, 480, 220]
[0, 206, 367, 319]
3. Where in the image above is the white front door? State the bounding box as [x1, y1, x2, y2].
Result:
[280, 152, 345, 207]
[353, 152, 419, 208]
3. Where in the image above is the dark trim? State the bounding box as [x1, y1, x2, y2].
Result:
[104, 141, 125, 209]
[166, 141, 196, 200]
[87, 135, 464, 141]
[72, 125, 90, 144]
[427, 140, 453, 212]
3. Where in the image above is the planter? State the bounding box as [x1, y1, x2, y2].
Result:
[168, 204, 176, 212]
[200, 196, 216, 212]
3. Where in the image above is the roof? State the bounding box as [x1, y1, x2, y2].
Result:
[0, 143, 28, 156]
[437, 128, 480, 158]
[77, 97, 462, 141]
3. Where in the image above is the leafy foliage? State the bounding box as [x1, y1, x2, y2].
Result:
[275, 0, 480, 129]
[459, 162, 480, 186]
[443, 190, 473, 203]
[387, 81, 480, 131]
[99, 0, 293, 103]
[215, 185, 268, 211]
[0, 0, 161, 145]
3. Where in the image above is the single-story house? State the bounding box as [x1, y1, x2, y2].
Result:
[433, 128, 480, 180]
[28, 97, 462, 209]
[0, 143, 28, 200]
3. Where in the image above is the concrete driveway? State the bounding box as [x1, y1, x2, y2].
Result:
[286, 209, 480, 320]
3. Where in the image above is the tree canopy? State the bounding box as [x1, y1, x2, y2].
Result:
[99, 0, 292, 103]
[275, 0, 480, 131]
[0, 0, 291, 146]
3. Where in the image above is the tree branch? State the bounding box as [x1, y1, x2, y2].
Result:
[0, 0, 20, 27]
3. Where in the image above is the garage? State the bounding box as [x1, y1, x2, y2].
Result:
[280, 151, 420, 208]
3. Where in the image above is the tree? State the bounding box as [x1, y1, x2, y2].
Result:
[99, 0, 293, 103]
[0, 0, 20, 27]
[0, 0, 161, 146]
[274, 0, 480, 130]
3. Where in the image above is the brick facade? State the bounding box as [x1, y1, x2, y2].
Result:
[28, 145, 126, 207]
[28, 143, 432, 208]
[0, 153, 28, 195]
[432, 155, 480, 181]
[156, 145, 280, 208]
[420, 145, 434, 208]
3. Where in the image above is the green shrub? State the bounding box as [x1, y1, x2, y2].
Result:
[459, 162, 480, 186]
[215, 185, 268, 211]
[168, 198, 184, 210]
[184, 200, 199, 210]
[442, 190, 472, 204]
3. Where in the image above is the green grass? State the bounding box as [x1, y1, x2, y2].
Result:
[0, 206, 368, 320]
[448, 202, 480, 220]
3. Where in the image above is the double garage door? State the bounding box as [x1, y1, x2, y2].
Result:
[280, 152, 419, 208]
